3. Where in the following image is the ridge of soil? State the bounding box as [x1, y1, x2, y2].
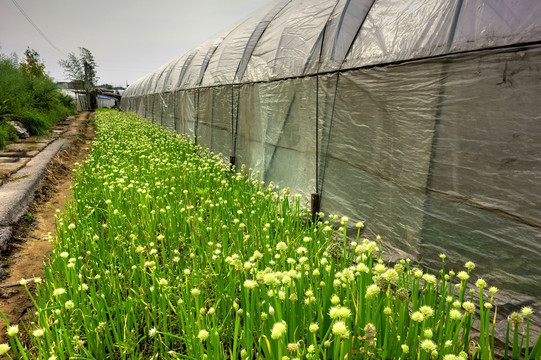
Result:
[0, 113, 95, 346]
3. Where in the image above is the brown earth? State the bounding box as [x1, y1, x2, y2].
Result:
[0, 112, 95, 347]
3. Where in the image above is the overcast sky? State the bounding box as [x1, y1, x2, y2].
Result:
[0, 0, 274, 87]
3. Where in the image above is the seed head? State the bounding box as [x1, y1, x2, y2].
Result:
[326, 243, 343, 259]
[364, 323, 376, 339]
[396, 288, 409, 302]
[464, 261, 475, 271]
[509, 312, 523, 327]
[33, 329, 44, 337]
[309, 323, 319, 333]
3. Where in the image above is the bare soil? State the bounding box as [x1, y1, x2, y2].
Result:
[0, 112, 95, 345]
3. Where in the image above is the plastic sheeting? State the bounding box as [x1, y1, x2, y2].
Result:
[121, 0, 541, 308]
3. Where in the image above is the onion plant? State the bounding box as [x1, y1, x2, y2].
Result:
[1, 109, 539, 359]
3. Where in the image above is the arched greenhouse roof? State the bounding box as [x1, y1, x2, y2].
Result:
[124, 0, 541, 96]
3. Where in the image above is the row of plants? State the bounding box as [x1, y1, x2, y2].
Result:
[1, 109, 540, 359]
[0, 50, 75, 148]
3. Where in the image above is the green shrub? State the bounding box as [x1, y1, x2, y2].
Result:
[14, 108, 49, 136]
[0, 55, 76, 147]
[0, 121, 18, 148]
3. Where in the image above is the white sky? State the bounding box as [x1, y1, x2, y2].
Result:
[0, 0, 274, 87]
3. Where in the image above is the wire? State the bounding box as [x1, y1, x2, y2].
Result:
[10, 0, 67, 56]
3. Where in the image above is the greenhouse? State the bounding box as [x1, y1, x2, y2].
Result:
[121, 0, 541, 307]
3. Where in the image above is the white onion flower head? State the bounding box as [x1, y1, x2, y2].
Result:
[198, 329, 209, 342]
[365, 284, 380, 299]
[420, 306, 434, 318]
[244, 280, 257, 290]
[384, 269, 399, 282]
[475, 278, 487, 289]
[421, 339, 436, 352]
[449, 309, 462, 321]
[457, 271, 469, 281]
[0, 344, 10, 356]
[53, 288, 66, 296]
[373, 263, 386, 274]
[271, 321, 287, 340]
[33, 329, 44, 337]
[7, 325, 18, 337]
[191, 288, 201, 297]
[411, 311, 425, 322]
[462, 301, 475, 313]
[309, 323, 319, 333]
[332, 321, 350, 339]
[422, 274, 437, 285]
[522, 306, 533, 317]
[65, 300, 75, 309]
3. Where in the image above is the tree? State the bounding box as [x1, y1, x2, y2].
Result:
[59, 47, 98, 110]
[19, 47, 46, 78]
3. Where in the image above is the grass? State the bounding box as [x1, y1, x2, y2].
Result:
[1, 109, 540, 359]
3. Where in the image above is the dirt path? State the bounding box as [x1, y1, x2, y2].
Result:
[0, 112, 95, 345]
